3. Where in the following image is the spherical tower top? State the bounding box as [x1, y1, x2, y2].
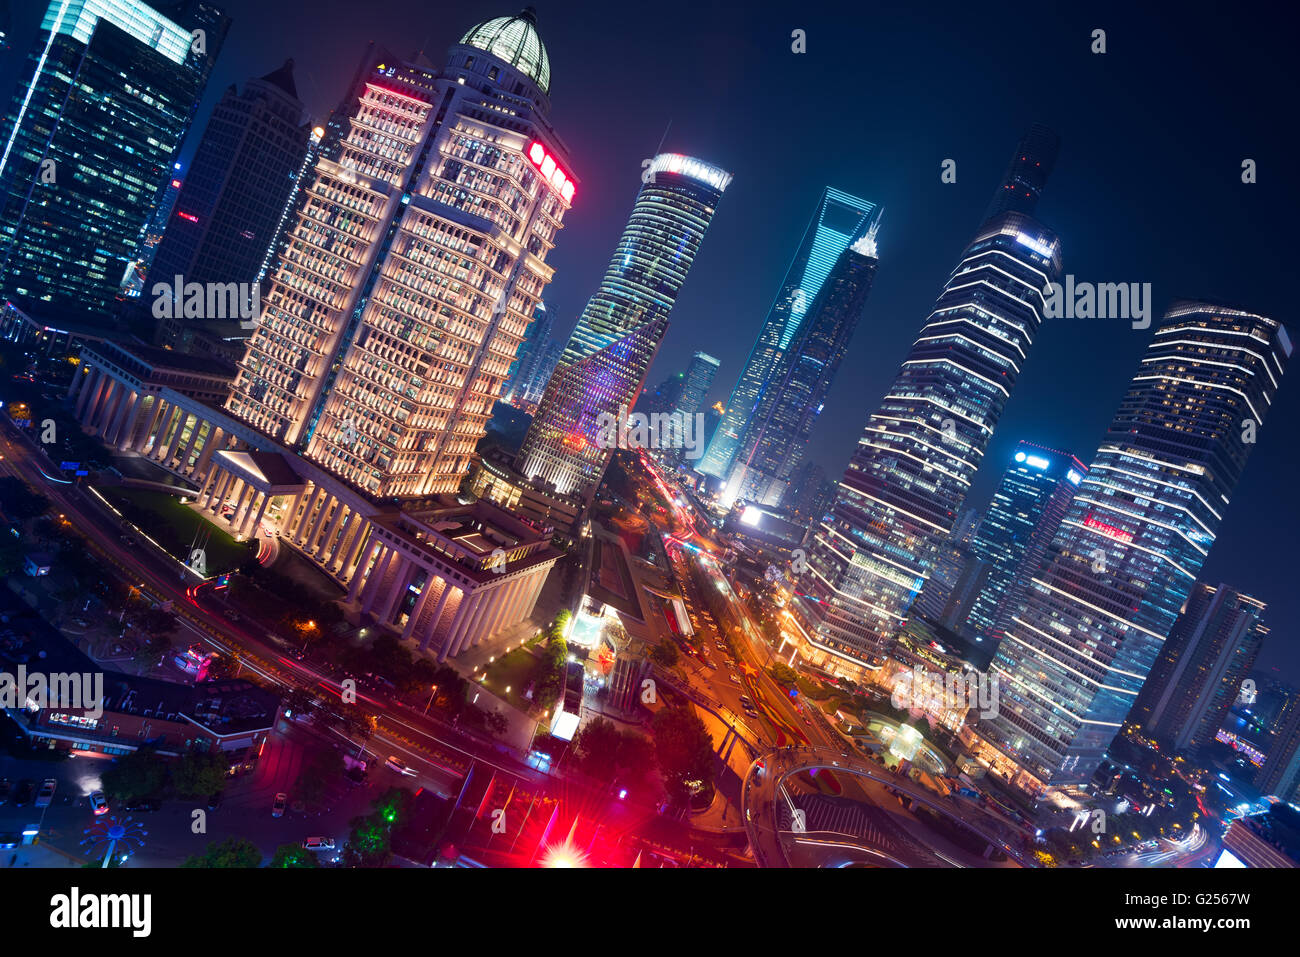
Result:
[459, 7, 551, 95]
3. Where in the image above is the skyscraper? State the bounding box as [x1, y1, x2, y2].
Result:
[502, 301, 553, 403]
[514, 153, 731, 500]
[0, 0, 229, 320]
[226, 8, 576, 498]
[1131, 583, 1267, 752]
[675, 351, 720, 419]
[723, 219, 880, 506]
[150, 60, 313, 310]
[702, 187, 877, 480]
[1255, 691, 1300, 802]
[787, 127, 1061, 678]
[965, 441, 1087, 643]
[980, 302, 1291, 794]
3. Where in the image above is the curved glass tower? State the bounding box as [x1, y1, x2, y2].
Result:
[515, 153, 731, 500]
[702, 187, 877, 480]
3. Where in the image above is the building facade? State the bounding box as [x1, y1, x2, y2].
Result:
[978, 302, 1291, 794]
[1131, 582, 1267, 752]
[0, 0, 229, 321]
[786, 128, 1062, 679]
[514, 152, 731, 501]
[702, 187, 877, 481]
[723, 222, 880, 507]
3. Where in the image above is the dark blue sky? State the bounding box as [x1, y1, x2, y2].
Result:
[4, 0, 1297, 680]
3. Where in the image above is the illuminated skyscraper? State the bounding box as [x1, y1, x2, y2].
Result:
[788, 127, 1061, 678]
[964, 441, 1086, 643]
[702, 187, 877, 480]
[980, 302, 1290, 793]
[514, 153, 731, 500]
[1131, 582, 1267, 752]
[226, 8, 577, 497]
[724, 220, 880, 506]
[675, 350, 721, 419]
[0, 0, 229, 320]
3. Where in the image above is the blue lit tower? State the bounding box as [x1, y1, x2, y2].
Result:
[701, 187, 877, 480]
[787, 127, 1061, 678]
[515, 153, 731, 501]
[724, 217, 881, 506]
[980, 302, 1291, 793]
[0, 0, 229, 321]
[965, 441, 1087, 643]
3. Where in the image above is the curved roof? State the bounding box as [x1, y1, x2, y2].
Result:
[459, 7, 550, 95]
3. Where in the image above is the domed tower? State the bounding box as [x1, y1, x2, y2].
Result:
[227, 6, 579, 509]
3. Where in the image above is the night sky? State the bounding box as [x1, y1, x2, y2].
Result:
[3, 0, 1297, 680]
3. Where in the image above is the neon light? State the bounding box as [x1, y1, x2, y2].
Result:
[1067, 469, 1082, 485]
[526, 140, 574, 203]
[177, 211, 198, 223]
[1084, 514, 1133, 543]
[1025, 454, 1050, 469]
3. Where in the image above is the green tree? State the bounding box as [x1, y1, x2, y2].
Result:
[183, 837, 262, 868]
[573, 717, 622, 782]
[651, 706, 715, 804]
[269, 844, 319, 868]
[172, 750, 228, 799]
[102, 747, 166, 802]
[342, 813, 393, 867]
[649, 640, 679, 668]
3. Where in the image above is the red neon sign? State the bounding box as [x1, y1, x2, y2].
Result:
[527, 141, 575, 203]
[177, 211, 199, 223]
[1084, 514, 1133, 543]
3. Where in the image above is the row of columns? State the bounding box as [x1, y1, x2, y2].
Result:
[282, 484, 370, 580]
[197, 466, 274, 540]
[347, 537, 547, 660]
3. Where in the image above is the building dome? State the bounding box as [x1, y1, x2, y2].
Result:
[459, 7, 551, 95]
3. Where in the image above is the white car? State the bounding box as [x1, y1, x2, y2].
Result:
[385, 755, 418, 777]
[89, 789, 109, 816]
[34, 779, 56, 808]
[302, 837, 336, 852]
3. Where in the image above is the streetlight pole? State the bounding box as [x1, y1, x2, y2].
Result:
[424, 685, 438, 715]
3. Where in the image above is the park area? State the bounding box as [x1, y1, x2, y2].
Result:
[96, 485, 252, 575]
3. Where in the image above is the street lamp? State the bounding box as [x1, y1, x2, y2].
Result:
[424, 685, 438, 715]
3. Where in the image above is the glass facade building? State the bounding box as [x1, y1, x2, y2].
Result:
[964, 440, 1086, 643]
[724, 222, 880, 507]
[980, 302, 1291, 793]
[0, 0, 229, 321]
[514, 153, 731, 500]
[701, 187, 877, 480]
[786, 127, 1062, 678]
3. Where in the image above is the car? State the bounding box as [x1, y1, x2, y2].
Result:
[123, 798, 161, 812]
[385, 755, 417, 777]
[302, 837, 336, 852]
[0, 778, 9, 805]
[272, 793, 288, 818]
[728, 675, 742, 685]
[739, 696, 754, 707]
[34, 779, 56, 808]
[88, 790, 109, 816]
[0, 832, 20, 850]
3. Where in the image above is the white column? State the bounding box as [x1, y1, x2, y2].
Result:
[91, 381, 121, 436]
[229, 481, 252, 530]
[329, 511, 360, 571]
[347, 538, 380, 602]
[440, 593, 480, 661]
[377, 556, 412, 626]
[240, 491, 268, 539]
[179, 419, 204, 472]
[319, 504, 348, 561]
[67, 365, 86, 401]
[419, 584, 454, 652]
[305, 496, 334, 554]
[106, 389, 138, 446]
[360, 547, 395, 614]
[339, 518, 370, 578]
[195, 426, 224, 473]
[294, 487, 325, 543]
[401, 573, 436, 642]
[73, 367, 100, 418]
[134, 396, 164, 453]
[453, 594, 494, 657]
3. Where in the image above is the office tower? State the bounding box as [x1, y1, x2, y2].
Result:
[965, 441, 1086, 642]
[723, 219, 880, 506]
[702, 187, 877, 480]
[675, 351, 720, 418]
[782, 459, 832, 523]
[503, 302, 553, 402]
[1132, 583, 1267, 751]
[787, 127, 1061, 677]
[911, 507, 985, 626]
[515, 337, 563, 410]
[514, 153, 731, 500]
[150, 60, 313, 308]
[1256, 692, 1300, 801]
[318, 41, 381, 163]
[981, 302, 1290, 793]
[227, 8, 577, 498]
[0, 0, 229, 321]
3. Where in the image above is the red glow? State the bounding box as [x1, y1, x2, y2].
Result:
[177, 211, 198, 223]
[170, 179, 182, 188]
[1084, 514, 1133, 543]
[562, 431, 587, 452]
[526, 141, 574, 203]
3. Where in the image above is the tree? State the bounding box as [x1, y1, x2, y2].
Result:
[651, 706, 715, 805]
[573, 718, 623, 782]
[172, 750, 228, 799]
[0, 476, 49, 520]
[102, 747, 166, 802]
[649, 640, 679, 668]
[269, 844, 319, 868]
[183, 838, 262, 868]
